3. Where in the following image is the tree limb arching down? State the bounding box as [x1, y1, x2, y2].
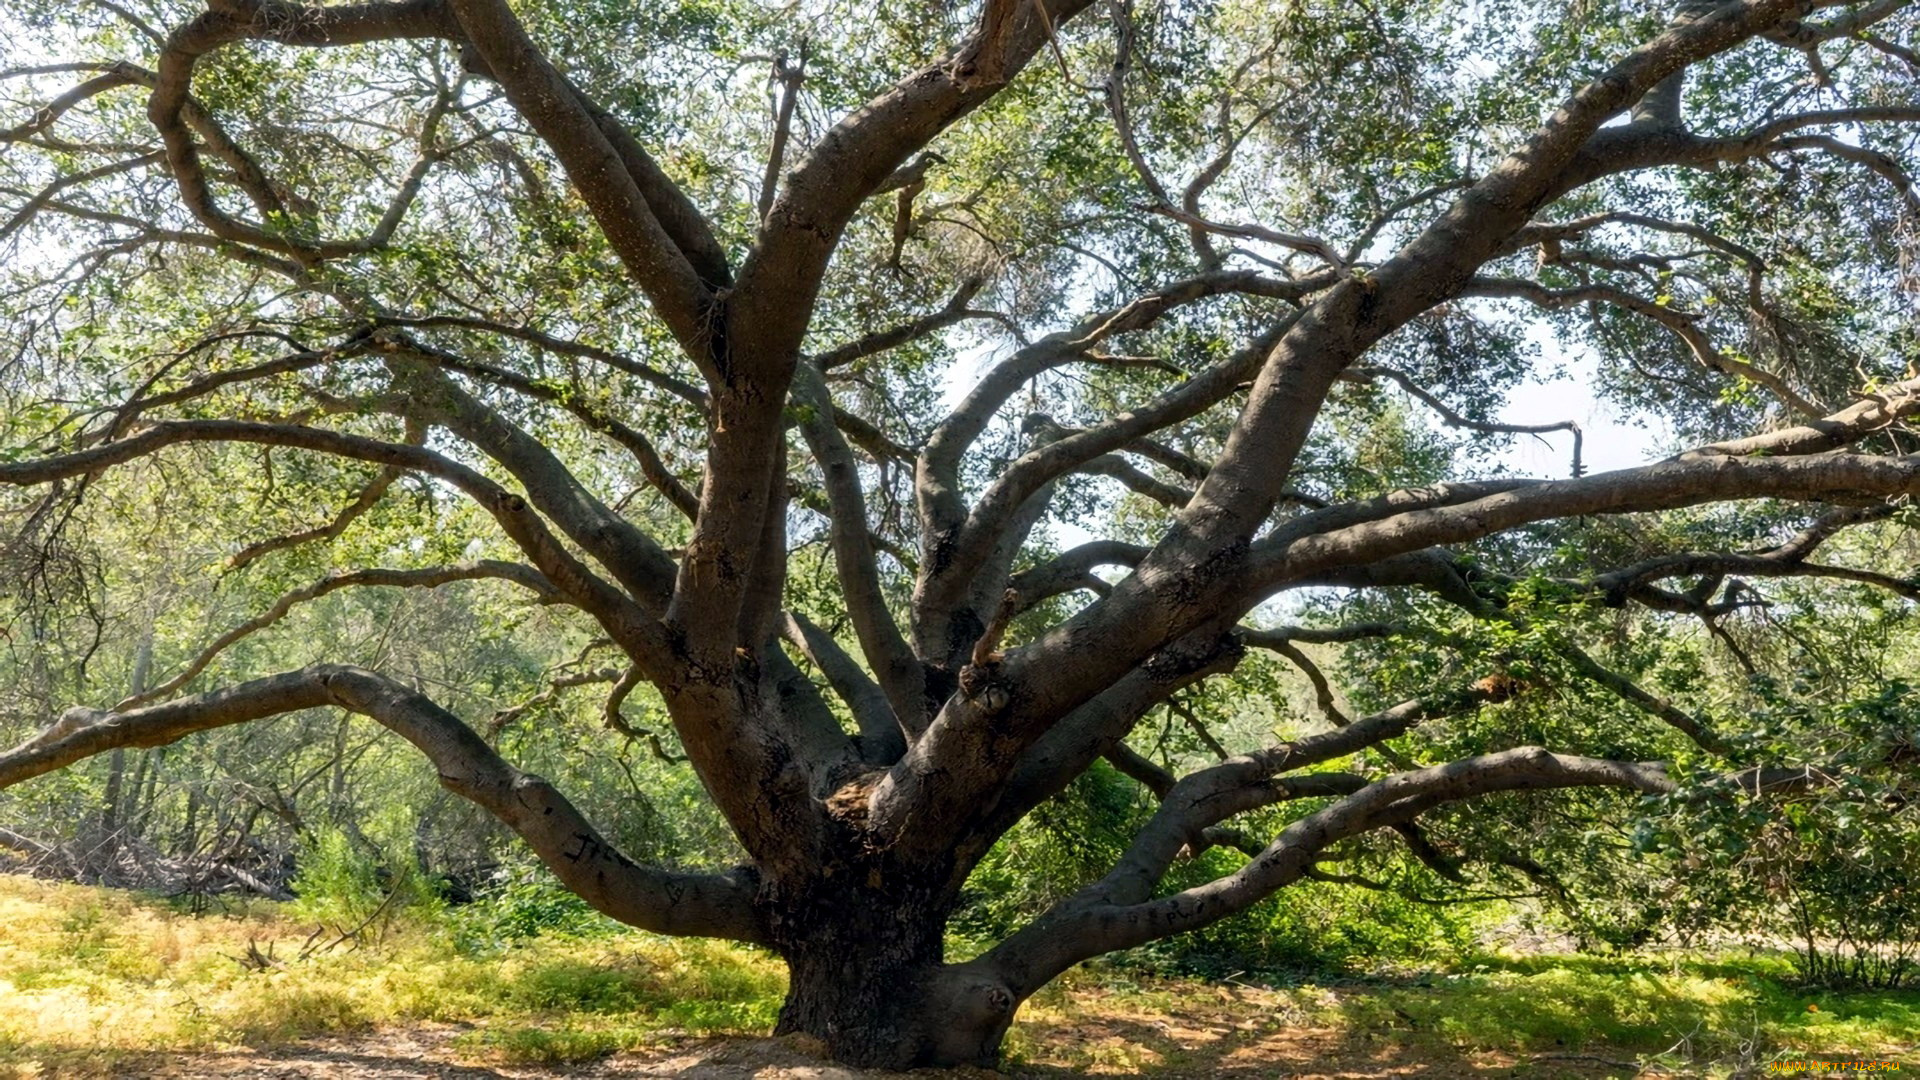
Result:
[2, 0, 1918, 1067]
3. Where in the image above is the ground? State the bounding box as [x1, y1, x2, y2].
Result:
[39, 1013, 1631, 1079]
[0, 874, 1913, 1078]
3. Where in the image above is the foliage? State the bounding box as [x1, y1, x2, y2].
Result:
[953, 761, 1151, 946]
[443, 867, 626, 955]
[0, 0, 1918, 1065]
[287, 819, 444, 930]
[1121, 873, 1483, 979]
[1651, 679, 1920, 989]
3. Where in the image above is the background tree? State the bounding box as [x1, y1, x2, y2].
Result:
[1, 0, 1918, 1067]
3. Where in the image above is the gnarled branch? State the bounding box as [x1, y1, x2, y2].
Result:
[0, 665, 763, 942]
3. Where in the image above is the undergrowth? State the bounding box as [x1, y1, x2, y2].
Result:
[0, 872, 781, 1074]
[0, 872, 1913, 1077]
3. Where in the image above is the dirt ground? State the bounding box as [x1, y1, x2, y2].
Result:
[90, 1021, 1645, 1079]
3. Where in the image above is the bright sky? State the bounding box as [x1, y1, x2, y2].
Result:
[1495, 353, 1671, 479]
[996, 327, 1673, 607]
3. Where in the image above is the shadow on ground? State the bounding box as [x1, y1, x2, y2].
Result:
[48, 1022, 1645, 1080]
[1003, 1006, 1641, 1079]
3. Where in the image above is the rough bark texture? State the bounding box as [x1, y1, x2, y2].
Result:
[4, 0, 1918, 1067]
[765, 879, 1008, 1069]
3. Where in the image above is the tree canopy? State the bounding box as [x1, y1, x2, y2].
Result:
[2, 0, 1918, 1067]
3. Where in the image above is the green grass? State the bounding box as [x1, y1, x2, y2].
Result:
[0, 873, 1913, 1077]
[1006, 957, 1918, 1077]
[1335, 954, 1920, 1067]
[0, 873, 782, 1075]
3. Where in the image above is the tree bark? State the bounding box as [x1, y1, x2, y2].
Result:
[5, 0, 1917, 1070]
[763, 858, 1016, 1068]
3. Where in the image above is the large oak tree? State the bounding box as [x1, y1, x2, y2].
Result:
[2, 0, 1918, 1066]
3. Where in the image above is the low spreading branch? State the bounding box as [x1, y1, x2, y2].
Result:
[0, 665, 764, 941]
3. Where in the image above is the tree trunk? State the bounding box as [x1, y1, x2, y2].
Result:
[95, 630, 155, 866]
[100, 749, 127, 837]
[768, 879, 1018, 1069]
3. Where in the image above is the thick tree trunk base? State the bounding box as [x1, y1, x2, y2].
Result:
[775, 957, 1017, 1069]
[769, 889, 1017, 1069]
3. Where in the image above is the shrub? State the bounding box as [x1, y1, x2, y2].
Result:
[289, 823, 440, 930]
[443, 866, 623, 955]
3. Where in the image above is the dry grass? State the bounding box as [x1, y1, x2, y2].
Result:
[1010, 964, 1919, 1077]
[0, 873, 1914, 1078]
[0, 874, 781, 1075]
